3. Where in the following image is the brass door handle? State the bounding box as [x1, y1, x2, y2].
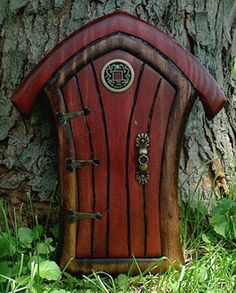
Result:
[135, 133, 150, 184]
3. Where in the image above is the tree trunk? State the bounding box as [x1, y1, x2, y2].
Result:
[0, 0, 235, 218]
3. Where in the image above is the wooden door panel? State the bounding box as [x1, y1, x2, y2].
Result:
[127, 65, 162, 257]
[76, 64, 108, 258]
[62, 50, 177, 260]
[42, 35, 197, 269]
[62, 78, 94, 257]
[93, 51, 143, 257]
[145, 79, 175, 256]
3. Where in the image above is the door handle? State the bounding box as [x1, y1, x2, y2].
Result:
[135, 133, 150, 184]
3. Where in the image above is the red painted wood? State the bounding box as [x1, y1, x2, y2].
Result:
[11, 12, 226, 119]
[76, 65, 108, 258]
[61, 52, 176, 260]
[62, 78, 93, 257]
[145, 79, 175, 256]
[127, 65, 162, 257]
[93, 50, 143, 257]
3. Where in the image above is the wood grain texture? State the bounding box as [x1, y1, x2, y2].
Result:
[92, 51, 142, 258]
[42, 33, 196, 273]
[11, 12, 226, 118]
[62, 78, 94, 258]
[127, 65, 162, 257]
[43, 84, 78, 271]
[76, 65, 108, 258]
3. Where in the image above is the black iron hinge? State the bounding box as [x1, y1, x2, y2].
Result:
[67, 209, 102, 223]
[56, 107, 91, 125]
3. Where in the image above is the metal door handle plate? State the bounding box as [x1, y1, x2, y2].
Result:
[136, 133, 150, 184]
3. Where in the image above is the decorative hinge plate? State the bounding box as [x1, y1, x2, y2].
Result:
[136, 133, 150, 184]
[67, 209, 102, 223]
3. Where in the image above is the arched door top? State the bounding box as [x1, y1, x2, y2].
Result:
[11, 11, 226, 118]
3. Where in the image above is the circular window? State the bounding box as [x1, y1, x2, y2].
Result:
[101, 59, 135, 93]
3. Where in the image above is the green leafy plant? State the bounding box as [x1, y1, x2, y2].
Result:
[38, 260, 61, 281]
[0, 168, 235, 292]
[210, 198, 236, 241]
[0, 198, 60, 292]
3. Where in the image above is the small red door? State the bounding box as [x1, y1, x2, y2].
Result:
[11, 12, 226, 274]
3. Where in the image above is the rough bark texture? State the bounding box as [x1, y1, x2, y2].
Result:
[0, 0, 235, 217]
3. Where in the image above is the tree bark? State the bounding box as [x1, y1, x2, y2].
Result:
[0, 0, 235, 215]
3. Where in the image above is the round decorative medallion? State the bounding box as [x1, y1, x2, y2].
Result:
[101, 59, 135, 92]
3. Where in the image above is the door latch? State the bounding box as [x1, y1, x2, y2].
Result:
[67, 209, 102, 223]
[135, 133, 150, 184]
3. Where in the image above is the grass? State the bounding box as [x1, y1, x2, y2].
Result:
[0, 170, 235, 292]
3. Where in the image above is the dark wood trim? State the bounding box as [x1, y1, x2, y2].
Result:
[75, 258, 169, 264]
[160, 86, 196, 263]
[47, 34, 188, 94]
[44, 84, 78, 271]
[71, 258, 180, 275]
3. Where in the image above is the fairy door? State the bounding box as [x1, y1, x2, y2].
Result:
[44, 37, 191, 269]
[11, 12, 226, 274]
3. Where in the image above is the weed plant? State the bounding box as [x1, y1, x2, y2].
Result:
[0, 168, 235, 292]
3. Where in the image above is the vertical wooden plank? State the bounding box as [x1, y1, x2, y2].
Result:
[44, 85, 78, 270]
[160, 83, 194, 263]
[93, 50, 142, 257]
[145, 79, 175, 256]
[127, 65, 162, 257]
[62, 78, 93, 258]
[77, 64, 108, 258]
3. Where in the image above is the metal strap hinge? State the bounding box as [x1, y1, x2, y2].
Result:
[56, 107, 91, 125]
[66, 158, 100, 170]
[67, 209, 102, 223]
